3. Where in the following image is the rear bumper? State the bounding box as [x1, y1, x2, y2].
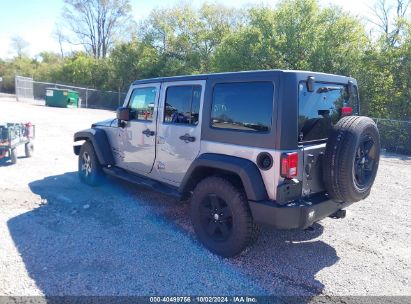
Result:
[249, 195, 353, 229]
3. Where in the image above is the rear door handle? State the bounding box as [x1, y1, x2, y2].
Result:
[179, 133, 196, 143]
[142, 129, 155, 137]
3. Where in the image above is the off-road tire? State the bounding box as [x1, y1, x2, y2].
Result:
[190, 176, 258, 257]
[10, 148, 17, 164]
[323, 116, 380, 203]
[78, 141, 104, 186]
[25, 142, 34, 158]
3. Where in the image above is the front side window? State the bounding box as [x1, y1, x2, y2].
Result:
[164, 85, 202, 125]
[129, 87, 157, 121]
[211, 82, 274, 132]
[298, 82, 359, 142]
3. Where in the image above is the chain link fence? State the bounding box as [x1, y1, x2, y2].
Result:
[14, 76, 127, 110]
[372, 118, 411, 155]
[15, 76, 34, 101]
[33, 81, 127, 110]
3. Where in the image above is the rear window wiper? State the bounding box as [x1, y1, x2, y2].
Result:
[316, 86, 341, 93]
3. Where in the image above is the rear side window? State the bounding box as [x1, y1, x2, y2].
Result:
[211, 82, 274, 132]
[129, 87, 157, 121]
[164, 85, 202, 125]
[298, 82, 359, 142]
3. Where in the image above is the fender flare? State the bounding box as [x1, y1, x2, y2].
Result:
[74, 128, 115, 166]
[179, 153, 268, 201]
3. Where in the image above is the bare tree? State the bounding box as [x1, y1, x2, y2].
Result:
[62, 0, 133, 58]
[371, 0, 410, 45]
[372, 0, 391, 35]
[53, 25, 66, 59]
[10, 35, 29, 58]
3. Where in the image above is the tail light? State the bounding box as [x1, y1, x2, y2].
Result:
[341, 107, 353, 116]
[281, 152, 298, 179]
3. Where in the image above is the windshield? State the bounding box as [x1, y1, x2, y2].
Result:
[298, 81, 359, 143]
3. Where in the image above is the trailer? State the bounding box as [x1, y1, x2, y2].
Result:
[0, 123, 35, 164]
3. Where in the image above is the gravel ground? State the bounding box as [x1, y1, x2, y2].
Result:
[0, 96, 410, 298]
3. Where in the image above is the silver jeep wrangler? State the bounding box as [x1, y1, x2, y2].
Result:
[74, 70, 380, 257]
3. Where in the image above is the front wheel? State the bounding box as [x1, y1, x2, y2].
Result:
[190, 177, 259, 258]
[78, 141, 104, 186]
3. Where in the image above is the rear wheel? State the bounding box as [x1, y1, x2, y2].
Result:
[25, 142, 34, 157]
[323, 116, 380, 202]
[78, 141, 103, 186]
[10, 148, 17, 164]
[190, 177, 258, 257]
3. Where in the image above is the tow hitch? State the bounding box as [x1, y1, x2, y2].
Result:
[329, 209, 346, 219]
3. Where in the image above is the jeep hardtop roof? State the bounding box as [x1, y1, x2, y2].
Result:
[132, 69, 356, 85]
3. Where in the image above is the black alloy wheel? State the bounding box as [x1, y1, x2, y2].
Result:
[190, 176, 259, 257]
[353, 135, 377, 188]
[200, 193, 233, 242]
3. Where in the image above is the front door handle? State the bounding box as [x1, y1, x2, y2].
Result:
[142, 129, 155, 137]
[179, 133, 196, 143]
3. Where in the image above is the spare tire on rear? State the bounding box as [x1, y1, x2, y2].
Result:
[323, 116, 380, 203]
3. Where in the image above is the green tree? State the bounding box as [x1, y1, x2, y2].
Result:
[109, 40, 160, 90]
[213, 0, 368, 75]
[358, 0, 411, 120]
[311, 7, 369, 75]
[139, 3, 242, 75]
[57, 52, 110, 88]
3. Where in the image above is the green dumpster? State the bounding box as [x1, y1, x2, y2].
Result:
[45, 88, 79, 108]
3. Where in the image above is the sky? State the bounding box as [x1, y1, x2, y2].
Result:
[0, 0, 378, 59]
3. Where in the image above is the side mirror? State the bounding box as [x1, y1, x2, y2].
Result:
[117, 107, 130, 121]
[307, 76, 315, 92]
[117, 107, 130, 128]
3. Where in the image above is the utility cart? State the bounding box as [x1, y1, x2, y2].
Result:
[0, 123, 35, 164]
